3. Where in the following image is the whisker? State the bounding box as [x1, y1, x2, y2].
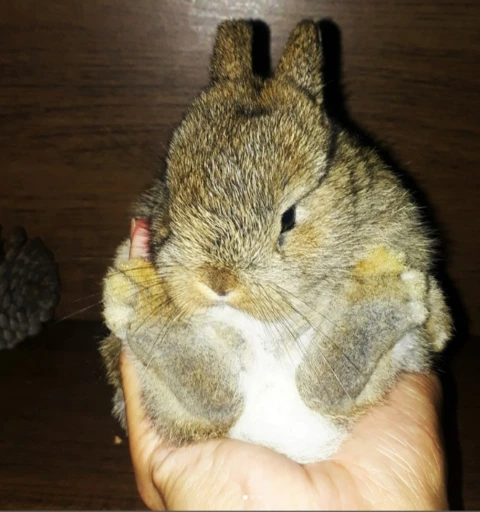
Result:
[253, 284, 298, 369]
[271, 282, 363, 376]
[257, 283, 334, 402]
[69, 290, 104, 302]
[129, 295, 174, 339]
[143, 306, 185, 375]
[262, 282, 353, 400]
[59, 276, 166, 322]
[54, 301, 104, 323]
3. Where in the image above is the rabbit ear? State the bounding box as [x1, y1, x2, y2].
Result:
[275, 20, 323, 101]
[211, 20, 254, 82]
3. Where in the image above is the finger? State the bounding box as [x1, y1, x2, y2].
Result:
[342, 373, 443, 446]
[120, 350, 166, 510]
[150, 436, 308, 510]
[120, 349, 307, 509]
[387, 372, 442, 415]
[129, 218, 150, 259]
[331, 373, 447, 509]
[379, 373, 446, 507]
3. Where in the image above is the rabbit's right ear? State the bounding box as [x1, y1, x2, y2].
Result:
[211, 20, 254, 82]
[275, 20, 324, 101]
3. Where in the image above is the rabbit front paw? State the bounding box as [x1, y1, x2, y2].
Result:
[295, 253, 430, 417]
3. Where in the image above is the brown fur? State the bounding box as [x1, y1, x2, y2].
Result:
[101, 19, 452, 455]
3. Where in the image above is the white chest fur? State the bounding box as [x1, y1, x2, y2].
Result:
[206, 306, 346, 463]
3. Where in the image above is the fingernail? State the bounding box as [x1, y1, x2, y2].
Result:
[129, 218, 150, 260]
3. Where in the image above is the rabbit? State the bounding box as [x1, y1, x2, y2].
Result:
[100, 19, 452, 463]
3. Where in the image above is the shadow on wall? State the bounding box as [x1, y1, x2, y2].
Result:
[247, 17, 467, 509]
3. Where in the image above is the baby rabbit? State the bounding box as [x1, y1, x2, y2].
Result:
[101, 20, 451, 463]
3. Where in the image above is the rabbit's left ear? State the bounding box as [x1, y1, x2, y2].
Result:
[210, 20, 254, 82]
[275, 20, 324, 101]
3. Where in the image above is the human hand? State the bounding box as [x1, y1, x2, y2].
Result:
[119, 351, 447, 510]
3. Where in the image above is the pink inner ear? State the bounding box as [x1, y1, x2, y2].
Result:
[129, 218, 150, 259]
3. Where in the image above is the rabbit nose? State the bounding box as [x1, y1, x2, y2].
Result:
[202, 266, 238, 298]
[211, 283, 231, 297]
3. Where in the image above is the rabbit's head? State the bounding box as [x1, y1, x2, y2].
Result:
[129, 22, 334, 326]
[130, 20, 431, 335]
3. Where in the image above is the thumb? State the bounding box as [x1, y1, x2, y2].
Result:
[120, 350, 249, 510]
[120, 351, 298, 510]
[120, 351, 166, 510]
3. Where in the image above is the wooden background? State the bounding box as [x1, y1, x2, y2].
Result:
[1, 0, 479, 336]
[0, 2, 479, 509]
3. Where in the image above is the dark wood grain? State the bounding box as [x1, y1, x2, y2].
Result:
[0, 320, 478, 509]
[0, 321, 145, 510]
[0, 0, 478, 333]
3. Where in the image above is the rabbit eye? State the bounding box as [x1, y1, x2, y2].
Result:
[280, 206, 296, 234]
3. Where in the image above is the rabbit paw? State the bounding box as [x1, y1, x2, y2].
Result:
[400, 269, 429, 325]
[295, 249, 430, 417]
